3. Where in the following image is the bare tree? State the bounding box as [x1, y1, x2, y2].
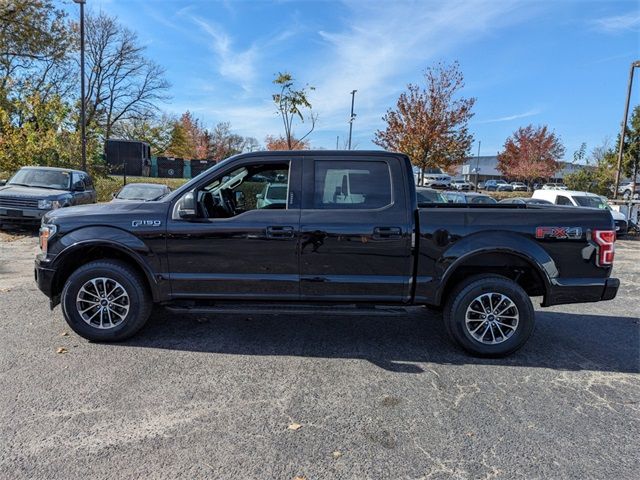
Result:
[272, 72, 317, 150]
[84, 12, 169, 139]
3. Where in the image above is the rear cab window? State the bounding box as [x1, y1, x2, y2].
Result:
[313, 160, 392, 209]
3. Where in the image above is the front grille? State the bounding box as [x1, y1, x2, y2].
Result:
[0, 197, 38, 209]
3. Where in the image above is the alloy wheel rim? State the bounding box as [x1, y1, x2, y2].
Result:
[76, 277, 130, 329]
[464, 292, 519, 345]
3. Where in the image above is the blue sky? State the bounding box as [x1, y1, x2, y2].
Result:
[65, 0, 639, 160]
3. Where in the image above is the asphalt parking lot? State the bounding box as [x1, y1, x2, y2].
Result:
[0, 230, 638, 479]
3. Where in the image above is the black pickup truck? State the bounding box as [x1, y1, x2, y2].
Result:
[34, 151, 619, 356]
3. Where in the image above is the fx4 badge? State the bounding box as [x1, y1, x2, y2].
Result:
[535, 226, 582, 240]
[132, 220, 162, 227]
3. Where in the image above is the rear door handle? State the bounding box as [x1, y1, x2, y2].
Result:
[266, 225, 295, 239]
[373, 227, 402, 239]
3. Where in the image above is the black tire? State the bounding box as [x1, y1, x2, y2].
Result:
[61, 260, 152, 341]
[443, 275, 535, 357]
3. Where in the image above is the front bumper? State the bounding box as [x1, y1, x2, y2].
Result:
[34, 256, 56, 299]
[542, 277, 619, 307]
[0, 207, 45, 224]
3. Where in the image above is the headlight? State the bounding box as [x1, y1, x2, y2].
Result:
[39, 224, 57, 254]
[38, 199, 61, 210]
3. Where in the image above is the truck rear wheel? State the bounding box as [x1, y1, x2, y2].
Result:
[443, 275, 535, 357]
[61, 260, 152, 342]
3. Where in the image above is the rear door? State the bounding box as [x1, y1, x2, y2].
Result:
[299, 155, 413, 302]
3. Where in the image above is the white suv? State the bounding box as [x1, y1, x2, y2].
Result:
[419, 168, 451, 189]
[532, 189, 628, 235]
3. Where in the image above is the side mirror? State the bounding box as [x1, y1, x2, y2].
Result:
[0, 180, 6, 186]
[256, 193, 264, 200]
[178, 191, 197, 219]
[111, 192, 117, 199]
[72, 180, 85, 192]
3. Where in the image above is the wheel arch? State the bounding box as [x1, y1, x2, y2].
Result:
[51, 241, 160, 303]
[435, 245, 553, 307]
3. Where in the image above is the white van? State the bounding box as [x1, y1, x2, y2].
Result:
[532, 189, 628, 234]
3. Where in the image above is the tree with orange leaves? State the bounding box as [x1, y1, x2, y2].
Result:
[497, 125, 564, 185]
[374, 61, 475, 184]
[264, 134, 310, 151]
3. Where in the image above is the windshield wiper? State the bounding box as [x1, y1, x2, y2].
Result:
[7, 182, 30, 187]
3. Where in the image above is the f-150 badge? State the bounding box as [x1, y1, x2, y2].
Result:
[535, 226, 582, 239]
[132, 220, 162, 227]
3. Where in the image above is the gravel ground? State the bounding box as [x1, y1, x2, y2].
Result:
[0, 231, 638, 479]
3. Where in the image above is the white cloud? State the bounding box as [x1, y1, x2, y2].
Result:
[590, 12, 640, 33]
[189, 16, 258, 90]
[306, 0, 536, 143]
[477, 109, 541, 124]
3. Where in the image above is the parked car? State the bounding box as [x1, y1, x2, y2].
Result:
[484, 179, 513, 192]
[541, 183, 568, 190]
[416, 187, 447, 205]
[532, 189, 628, 235]
[510, 182, 528, 192]
[442, 191, 498, 204]
[0, 166, 96, 226]
[421, 168, 451, 189]
[35, 150, 619, 357]
[256, 183, 288, 209]
[499, 197, 553, 205]
[618, 181, 640, 200]
[112, 183, 172, 202]
[450, 179, 473, 191]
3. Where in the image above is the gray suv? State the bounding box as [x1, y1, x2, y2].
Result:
[0, 166, 96, 226]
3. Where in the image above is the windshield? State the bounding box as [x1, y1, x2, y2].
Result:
[442, 192, 465, 203]
[8, 168, 71, 190]
[417, 189, 446, 204]
[266, 185, 287, 200]
[470, 195, 497, 204]
[574, 196, 607, 209]
[116, 184, 166, 200]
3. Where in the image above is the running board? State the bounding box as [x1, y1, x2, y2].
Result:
[164, 303, 408, 317]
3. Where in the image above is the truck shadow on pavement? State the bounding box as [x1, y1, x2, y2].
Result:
[116, 308, 640, 374]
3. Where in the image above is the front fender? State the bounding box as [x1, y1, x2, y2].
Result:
[434, 231, 557, 304]
[48, 226, 162, 301]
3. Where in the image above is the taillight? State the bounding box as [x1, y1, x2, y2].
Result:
[592, 230, 615, 267]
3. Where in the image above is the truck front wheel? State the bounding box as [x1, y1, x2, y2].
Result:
[443, 275, 535, 357]
[61, 260, 152, 342]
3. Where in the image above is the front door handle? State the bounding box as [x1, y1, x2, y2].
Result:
[266, 225, 295, 239]
[373, 226, 402, 239]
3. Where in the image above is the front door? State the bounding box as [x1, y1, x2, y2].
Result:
[299, 155, 413, 302]
[165, 157, 302, 300]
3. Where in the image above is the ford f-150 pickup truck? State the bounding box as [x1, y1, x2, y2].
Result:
[34, 151, 619, 356]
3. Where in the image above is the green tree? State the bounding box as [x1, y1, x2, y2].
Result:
[564, 141, 616, 196]
[165, 122, 192, 158]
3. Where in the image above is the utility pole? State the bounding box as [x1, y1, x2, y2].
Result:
[474, 141, 481, 191]
[336, 136, 339, 150]
[348, 90, 357, 150]
[73, 0, 87, 171]
[613, 60, 640, 199]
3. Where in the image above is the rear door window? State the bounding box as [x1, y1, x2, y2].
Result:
[313, 160, 392, 209]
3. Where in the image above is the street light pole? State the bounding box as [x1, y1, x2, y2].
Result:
[474, 140, 481, 190]
[73, 0, 87, 172]
[348, 90, 357, 150]
[613, 60, 640, 199]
